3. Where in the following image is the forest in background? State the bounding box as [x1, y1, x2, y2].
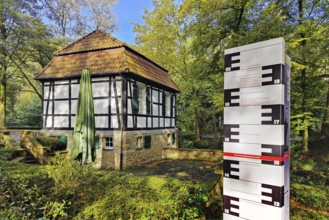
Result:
[0, 0, 328, 154]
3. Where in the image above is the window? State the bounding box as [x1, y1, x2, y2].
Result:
[132, 84, 139, 114]
[95, 136, 100, 150]
[136, 136, 142, 149]
[138, 84, 146, 114]
[132, 83, 147, 114]
[172, 133, 175, 145]
[166, 133, 172, 145]
[165, 93, 171, 116]
[146, 88, 151, 115]
[162, 92, 166, 116]
[104, 137, 113, 150]
[144, 136, 151, 149]
[162, 92, 173, 117]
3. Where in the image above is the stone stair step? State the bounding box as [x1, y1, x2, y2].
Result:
[12, 156, 25, 162]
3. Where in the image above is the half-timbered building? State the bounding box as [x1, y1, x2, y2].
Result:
[35, 30, 179, 169]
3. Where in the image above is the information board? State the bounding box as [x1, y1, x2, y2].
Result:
[223, 38, 290, 220]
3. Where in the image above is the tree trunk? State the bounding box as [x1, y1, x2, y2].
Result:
[0, 79, 5, 129]
[321, 88, 329, 141]
[195, 107, 201, 141]
[298, 0, 309, 152]
[303, 124, 309, 152]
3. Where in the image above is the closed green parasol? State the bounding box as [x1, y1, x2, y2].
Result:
[72, 68, 96, 164]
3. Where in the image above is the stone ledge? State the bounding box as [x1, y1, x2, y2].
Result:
[162, 148, 223, 161]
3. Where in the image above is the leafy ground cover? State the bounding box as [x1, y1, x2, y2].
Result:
[0, 156, 213, 219]
[1, 145, 328, 219]
[126, 160, 221, 189]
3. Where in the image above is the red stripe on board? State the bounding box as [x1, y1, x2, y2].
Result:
[224, 152, 290, 162]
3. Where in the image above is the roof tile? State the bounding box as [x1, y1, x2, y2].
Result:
[35, 30, 179, 92]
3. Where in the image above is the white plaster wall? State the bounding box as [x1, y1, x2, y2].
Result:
[94, 99, 109, 114]
[137, 116, 146, 128]
[54, 84, 69, 99]
[92, 82, 109, 97]
[54, 101, 69, 114]
[54, 116, 69, 127]
[95, 116, 109, 128]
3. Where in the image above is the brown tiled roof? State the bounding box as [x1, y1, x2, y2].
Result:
[54, 30, 126, 56]
[35, 30, 179, 92]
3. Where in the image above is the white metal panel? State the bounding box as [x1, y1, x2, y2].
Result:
[227, 125, 284, 145]
[111, 116, 119, 128]
[160, 118, 164, 127]
[92, 82, 109, 97]
[224, 203, 286, 220]
[95, 116, 108, 128]
[225, 38, 285, 70]
[71, 84, 80, 98]
[239, 44, 284, 70]
[224, 67, 263, 89]
[224, 178, 275, 205]
[237, 85, 284, 106]
[223, 213, 244, 220]
[137, 116, 146, 128]
[54, 101, 69, 114]
[54, 116, 69, 128]
[224, 106, 262, 124]
[94, 99, 109, 114]
[225, 38, 284, 55]
[225, 161, 285, 186]
[128, 116, 133, 128]
[238, 198, 286, 220]
[224, 142, 264, 157]
[152, 90, 159, 103]
[54, 84, 69, 99]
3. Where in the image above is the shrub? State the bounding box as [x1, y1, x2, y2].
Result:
[291, 170, 327, 186]
[0, 148, 16, 161]
[0, 167, 68, 219]
[36, 136, 67, 152]
[291, 183, 329, 211]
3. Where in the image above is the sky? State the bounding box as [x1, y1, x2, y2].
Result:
[112, 0, 154, 45]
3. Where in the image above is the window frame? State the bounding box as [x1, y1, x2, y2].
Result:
[103, 137, 114, 150]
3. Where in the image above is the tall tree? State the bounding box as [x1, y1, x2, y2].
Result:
[42, 0, 117, 38]
[135, 0, 328, 150]
[0, 0, 58, 128]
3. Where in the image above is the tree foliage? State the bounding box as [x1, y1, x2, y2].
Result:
[134, 0, 329, 149]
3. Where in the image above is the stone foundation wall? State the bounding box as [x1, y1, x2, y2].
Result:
[33, 129, 178, 170]
[122, 129, 177, 169]
[162, 148, 223, 161]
